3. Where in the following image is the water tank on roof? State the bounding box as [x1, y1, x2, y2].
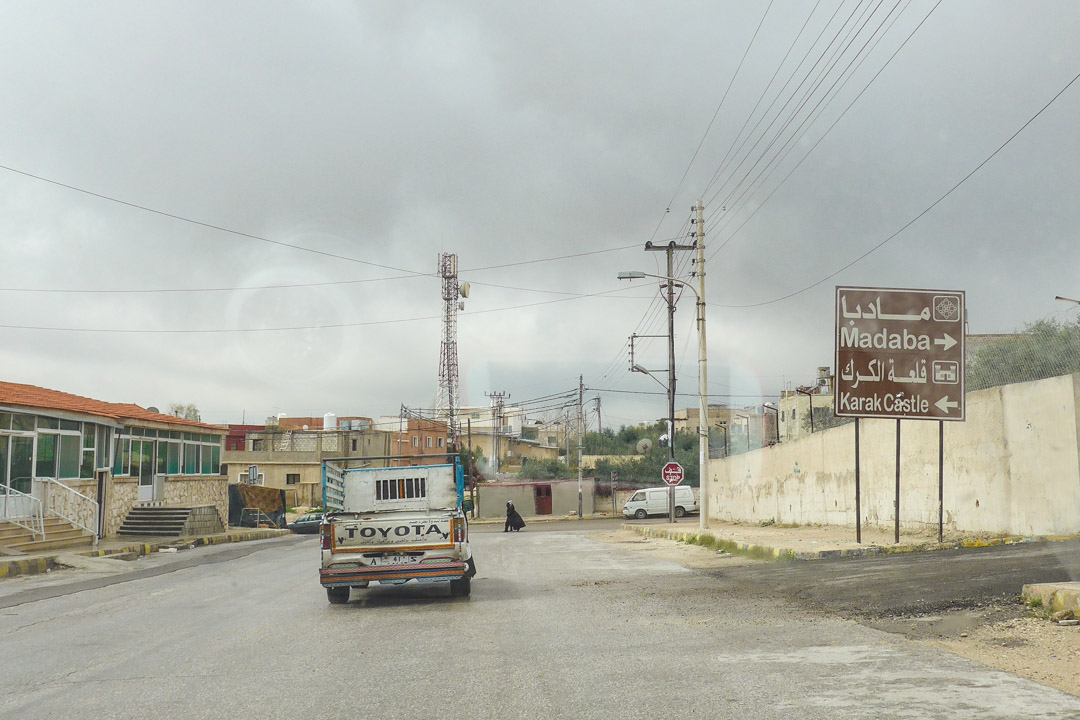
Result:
[324, 412, 337, 430]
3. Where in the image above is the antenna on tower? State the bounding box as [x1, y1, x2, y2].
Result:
[437, 252, 466, 449]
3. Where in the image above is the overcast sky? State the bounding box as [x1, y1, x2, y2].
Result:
[1, 1, 1078, 429]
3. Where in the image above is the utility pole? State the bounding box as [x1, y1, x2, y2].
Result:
[693, 199, 710, 530]
[577, 374, 584, 519]
[646, 239, 695, 523]
[486, 391, 506, 479]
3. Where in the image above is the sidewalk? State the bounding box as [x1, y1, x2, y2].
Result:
[0, 527, 292, 580]
[628, 519, 1080, 561]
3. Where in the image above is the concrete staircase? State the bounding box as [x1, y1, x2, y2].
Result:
[117, 506, 223, 538]
[0, 517, 95, 555]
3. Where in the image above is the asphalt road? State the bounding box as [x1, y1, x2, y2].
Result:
[714, 538, 1080, 618]
[2, 528, 1079, 719]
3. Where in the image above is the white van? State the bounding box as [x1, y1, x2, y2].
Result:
[623, 486, 697, 519]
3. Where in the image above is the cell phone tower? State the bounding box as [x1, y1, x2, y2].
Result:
[437, 253, 469, 449]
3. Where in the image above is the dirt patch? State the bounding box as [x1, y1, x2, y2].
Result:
[590, 529, 764, 570]
[917, 605, 1080, 697]
[598, 529, 1080, 698]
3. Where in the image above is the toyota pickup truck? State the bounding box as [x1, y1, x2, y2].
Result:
[319, 459, 475, 603]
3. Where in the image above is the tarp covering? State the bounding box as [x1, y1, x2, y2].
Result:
[228, 484, 287, 528]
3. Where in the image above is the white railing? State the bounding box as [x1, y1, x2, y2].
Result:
[1, 483, 45, 539]
[43, 478, 100, 543]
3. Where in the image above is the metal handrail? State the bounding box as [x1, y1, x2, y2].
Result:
[43, 478, 100, 543]
[240, 507, 279, 529]
[1, 482, 45, 539]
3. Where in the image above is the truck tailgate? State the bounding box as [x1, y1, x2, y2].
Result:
[328, 513, 455, 553]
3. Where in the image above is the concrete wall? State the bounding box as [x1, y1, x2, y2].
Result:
[706, 373, 1080, 536]
[476, 481, 596, 519]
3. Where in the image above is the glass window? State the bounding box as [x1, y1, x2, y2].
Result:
[211, 445, 220, 474]
[12, 414, 34, 431]
[38, 417, 59, 430]
[201, 445, 212, 474]
[82, 424, 95, 449]
[121, 438, 131, 476]
[59, 434, 80, 479]
[0, 412, 10, 430]
[631, 492, 644, 502]
[0, 436, 7, 486]
[167, 442, 180, 474]
[80, 449, 95, 479]
[97, 427, 112, 469]
[59, 419, 80, 432]
[36, 434, 57, 478]
[286, 473, 300, 485]
[157, 441, 168, 474]
[184, 444, 198, 474]
[10, 437, 33, 492]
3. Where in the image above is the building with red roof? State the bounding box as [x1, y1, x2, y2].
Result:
[0, 381, 227, 547]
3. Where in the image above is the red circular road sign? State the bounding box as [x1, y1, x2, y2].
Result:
[661, 461, 684, 486]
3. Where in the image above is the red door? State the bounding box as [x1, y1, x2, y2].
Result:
[534, 485, 553, 515]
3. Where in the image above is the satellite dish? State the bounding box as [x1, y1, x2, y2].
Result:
[459, 282, 471, 299]
[636, 438, 653, 454]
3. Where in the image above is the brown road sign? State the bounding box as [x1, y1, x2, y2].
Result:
[835, 286, 965, 421]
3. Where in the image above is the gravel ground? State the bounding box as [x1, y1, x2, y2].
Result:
[593, 528, 1080, 698]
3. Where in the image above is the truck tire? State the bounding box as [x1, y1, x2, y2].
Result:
[449, 577, 471, 598]
[675, 506, 686, 518]
[326, 586, 350, 604]
[635, 509, 647, 519]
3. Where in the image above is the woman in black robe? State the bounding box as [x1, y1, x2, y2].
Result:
[504, 501, 526, 532]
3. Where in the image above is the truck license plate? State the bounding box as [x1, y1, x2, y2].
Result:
[373, 555, 417, 566]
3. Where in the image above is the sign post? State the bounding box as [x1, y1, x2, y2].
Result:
[835, 287, 965, 543]
[662, 461, 683, 523]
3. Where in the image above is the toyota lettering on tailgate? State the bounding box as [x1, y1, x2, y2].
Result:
[337, 521, 450, 546]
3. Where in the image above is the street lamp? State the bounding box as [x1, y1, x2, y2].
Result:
[795, 387, 815, 434]
[763, 402, 780, 444]
[619, 269, 709, 529]
[736, 414, 750, 452]
[715, 421, 729, 457]
[631, 364, 669, 390]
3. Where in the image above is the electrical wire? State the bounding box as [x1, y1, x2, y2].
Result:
[711, 57, 1080, 309]
[704, 0, 935, 261]
[0, 285, 641, 334]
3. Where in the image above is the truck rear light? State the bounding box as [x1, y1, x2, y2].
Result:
[452, 518, 464, 543]
[321, 524, 332, 551]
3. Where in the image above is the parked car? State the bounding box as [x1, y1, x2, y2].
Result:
[622, 486, 697, 519]
[288, 512, 324, 534]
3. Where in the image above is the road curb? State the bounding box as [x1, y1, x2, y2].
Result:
[0, 528, 292, 580]
[627, 524, 1080, 562]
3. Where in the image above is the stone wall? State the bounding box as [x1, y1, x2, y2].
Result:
[106, 478, 138, 537]
[705, 373, 1080, 536]
[164, 476, 228, 530]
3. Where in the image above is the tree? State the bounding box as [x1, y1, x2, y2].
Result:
[169, 402, 201, 421]
[801, 405, 851, 434]
[967, 318, 1080, 391]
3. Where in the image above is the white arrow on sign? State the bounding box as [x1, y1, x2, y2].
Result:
[934, 333, 957, 351]
[935, 396, 959, 413]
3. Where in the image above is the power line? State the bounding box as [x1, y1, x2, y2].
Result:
[0, 163, 431, 277]
[0, 285, 643, 334]
[0, 242, 653, 296]
[704, 0, 936, 262]
[712, 57, 1080, 309]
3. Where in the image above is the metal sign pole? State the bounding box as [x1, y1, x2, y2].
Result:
[895, 419, 901, 544]
[855, 418, 861, 544]
[938, 420, 944, 543]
